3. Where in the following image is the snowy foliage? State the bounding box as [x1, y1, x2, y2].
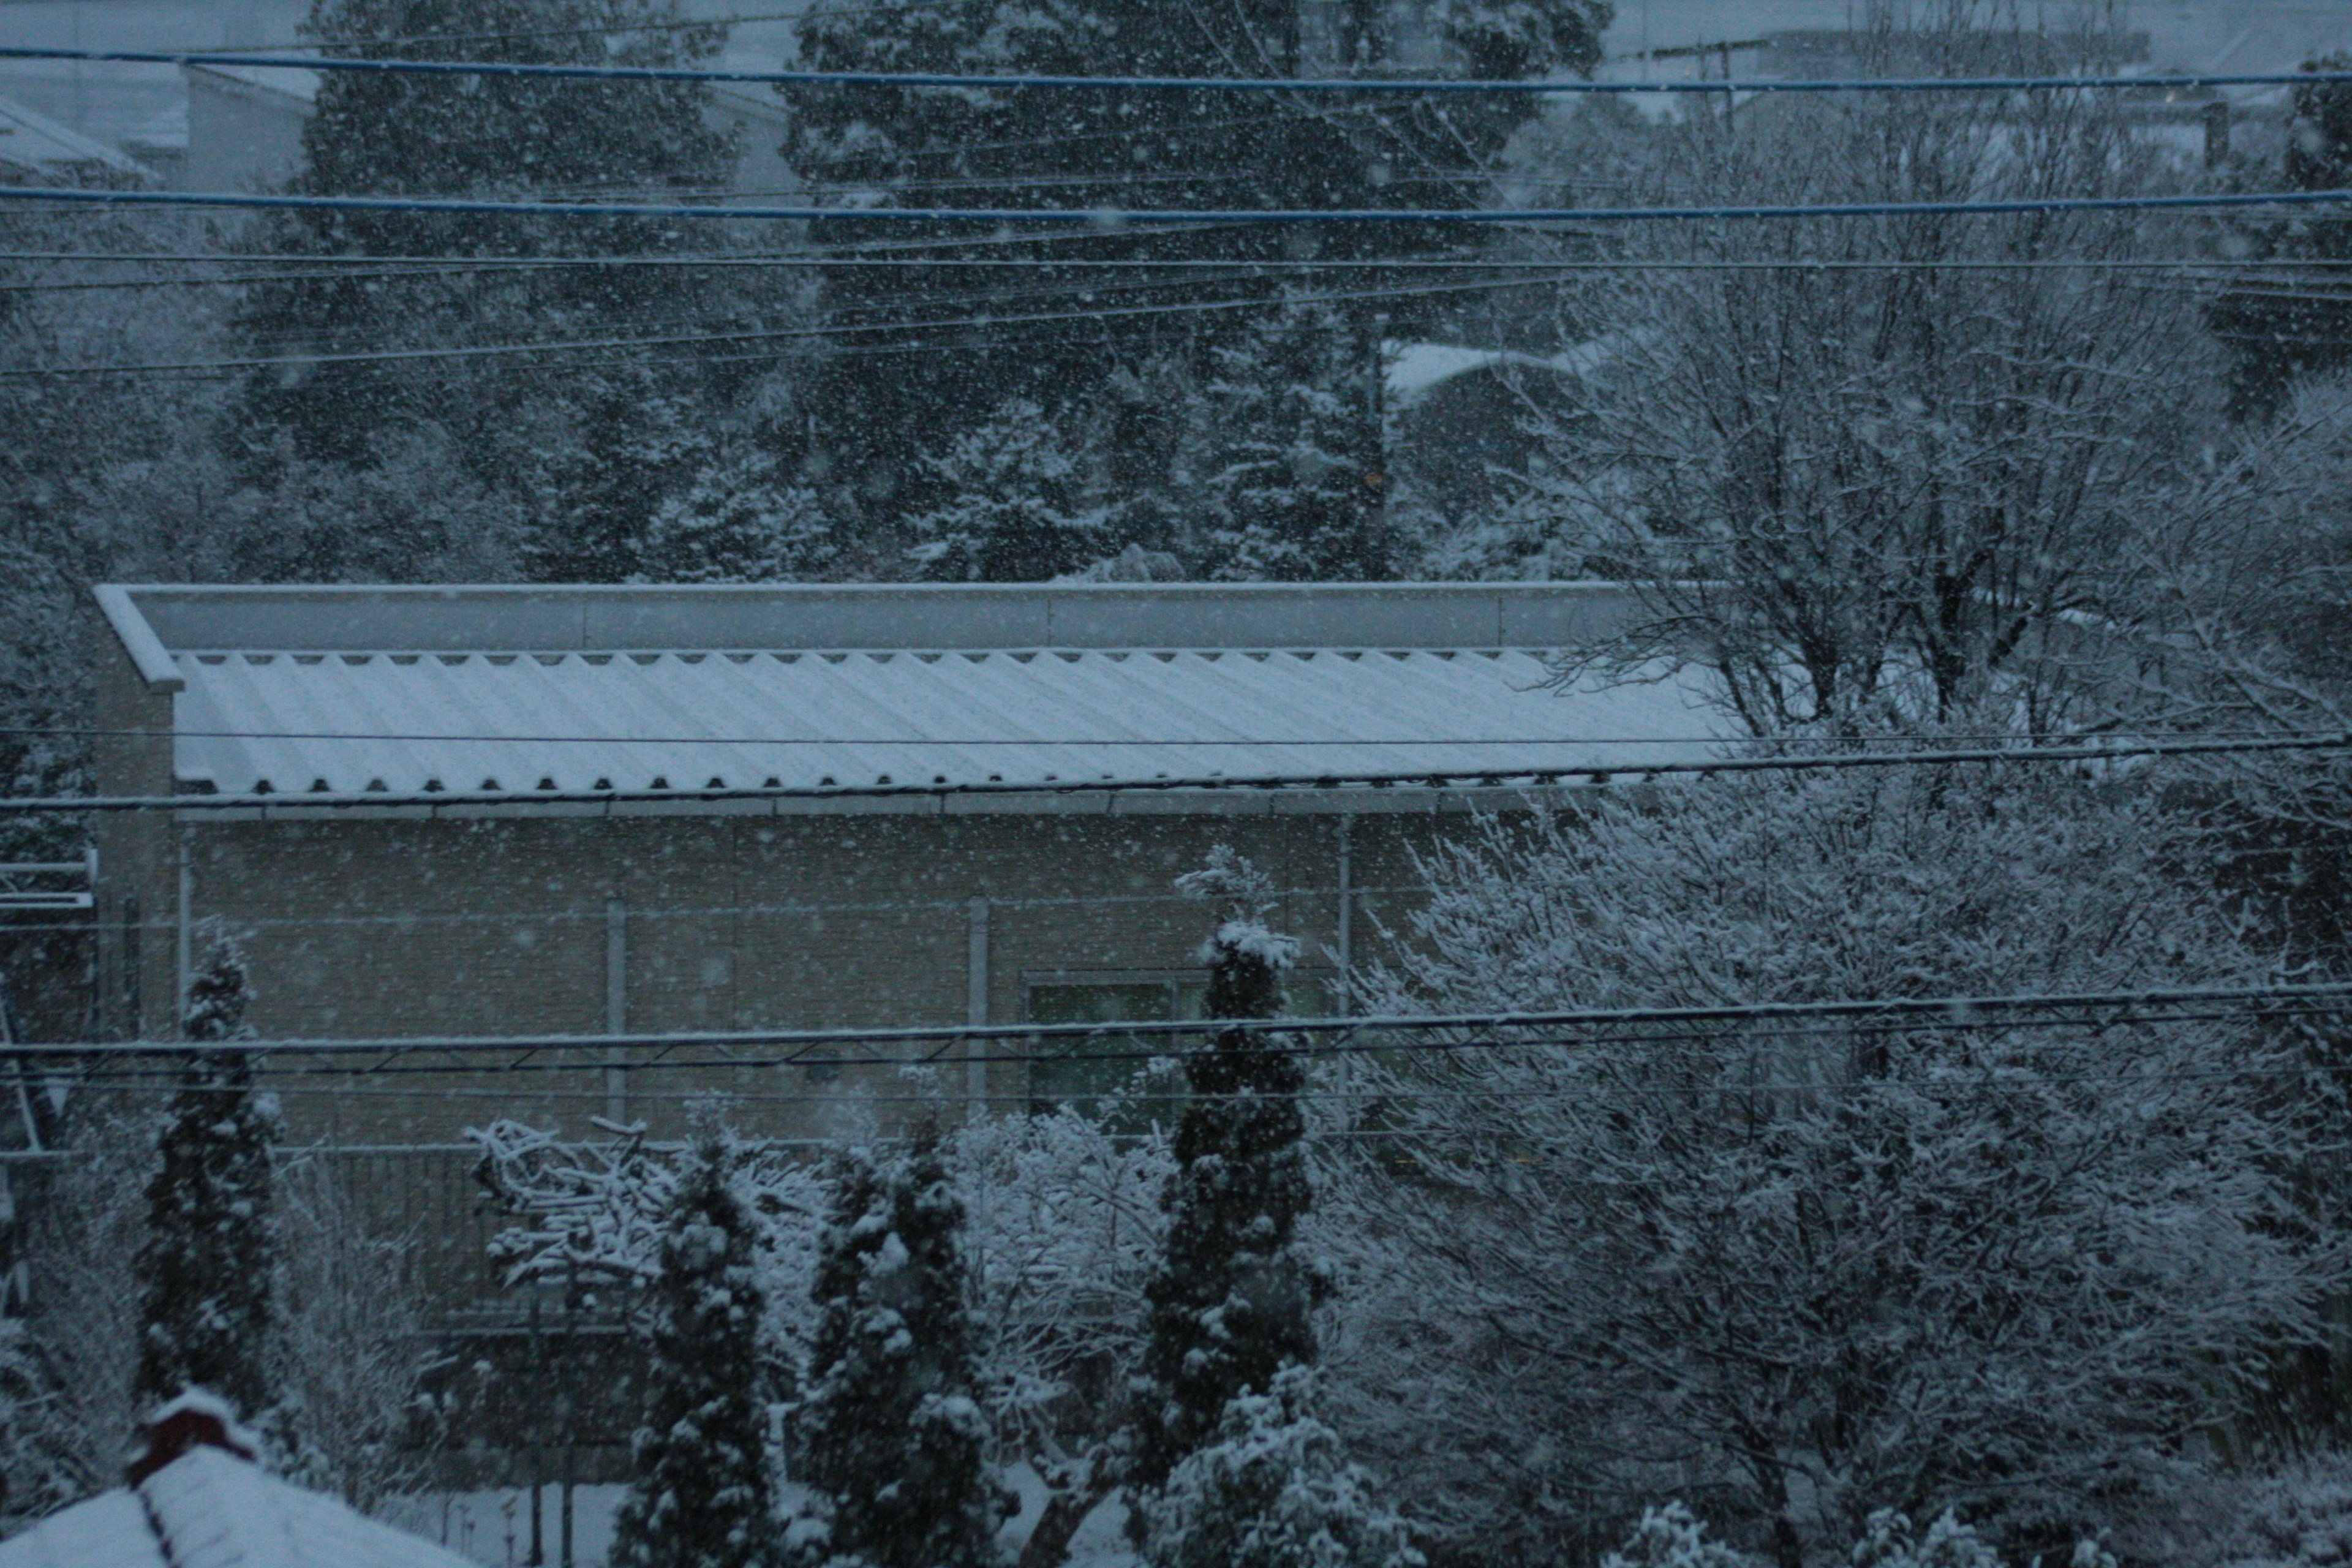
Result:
[473, 1109, 1170, 1453]
[908, 400, 1110, 583]
[1142, 1366, 1422, 1568]
[790, 1131, 1016, 1568]
[635, 451, 837, 584]
[1197, 296, 1397, 584]
[1321, 768, 2342, 1565]
[612, 1135, 787, 1568]
[133, 933, 279, 1422]
[1601, 1503, 1756, 1568]
[1850, 1510, 2003, 1568]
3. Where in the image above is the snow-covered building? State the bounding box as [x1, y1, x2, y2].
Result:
[0, 1390, 477, 1568]
[0, 92, 156, 187]
[85, 582, 1728, 1146]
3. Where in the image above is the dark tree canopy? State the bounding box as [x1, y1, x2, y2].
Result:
[783, 0, 1611, 518]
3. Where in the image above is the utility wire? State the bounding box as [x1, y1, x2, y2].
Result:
[3, 731, 2345, 815]
[3, 43, 2346, 97]
[5, 180, 2350, 228]
[12, 980, 2350, 1069]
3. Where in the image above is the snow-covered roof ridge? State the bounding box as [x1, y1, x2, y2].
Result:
[100, 581, 1644, 663]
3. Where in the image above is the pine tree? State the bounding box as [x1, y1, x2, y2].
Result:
[908, 400, 1111, 582]
[1131, 849, 1321, 1498]
[1195, 295, 1398, 582]
[132, 932, 277, 1421]
[1142, 1367, 1422, 1568]
[611, 1135, 785, 1568]
[791, 1128, 1014, 1568]
[635, 450, 837, 585]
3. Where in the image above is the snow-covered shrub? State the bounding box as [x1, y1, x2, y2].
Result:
[1321, 766, 2342, 1566]
[1142, 1366, 1420, 1568]
[1850, 1510, 2002, 1568]
[1602, 1502, 1754, 1568]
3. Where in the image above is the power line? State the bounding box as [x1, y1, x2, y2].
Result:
[6, 257, 2350, 293]
[4, 43, 2346, 97]
[0, 270, 1614, 377]
[1, 723, 2329, 750]
[10, 980, 2349, 1071]
[6, 181, 2352, 230]
[4, 731, 2345, 815]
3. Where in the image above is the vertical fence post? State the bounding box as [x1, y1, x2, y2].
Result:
[966, 898, 990, 1120]
[528, 1291, 545, 1567]
[605, 897, 627, 1126]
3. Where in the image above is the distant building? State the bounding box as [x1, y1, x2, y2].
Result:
[0, 92, 156, 187]
[86, 582, 1726, 1148]
[178, 61, 795, 195]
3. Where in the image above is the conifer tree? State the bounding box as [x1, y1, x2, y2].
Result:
[1195, 296, 1398, 582]
[791, 1128, 1014, 1568]
[612, 1134, 785, 1568]
[907, 399, 1110, 582]
[1131, 849, 1321, 1498]
[132, 931, 277, 1420]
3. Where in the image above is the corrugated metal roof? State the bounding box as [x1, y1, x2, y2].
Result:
[172, 646, 1730, 797]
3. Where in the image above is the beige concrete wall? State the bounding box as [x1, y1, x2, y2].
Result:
[172, 809, 1454, 1147]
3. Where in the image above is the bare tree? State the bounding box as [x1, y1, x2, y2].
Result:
[1529, 1, 2220, 736]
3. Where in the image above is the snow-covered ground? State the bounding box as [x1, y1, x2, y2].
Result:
[382, 1467, 1141, 1568]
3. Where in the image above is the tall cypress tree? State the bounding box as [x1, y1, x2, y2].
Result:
[612, 1135, 785, 1568]
[1131, 849, 1321, 1498]
[132, 932, 277, 1421]
[791, 1127, 1013, 1568]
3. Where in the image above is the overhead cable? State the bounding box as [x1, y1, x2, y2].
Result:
[1, 731, 2345, 815]
[3, 43, 2346, 97]
[10, 980, 2350, 1071]
[4, 181, 2349, 228]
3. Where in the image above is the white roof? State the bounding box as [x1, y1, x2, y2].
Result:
[0, 1446, 477, 1568]
[170, 646, 1728, 797]
[95, 582, 1735, 808]
[0, 94, 155, 181]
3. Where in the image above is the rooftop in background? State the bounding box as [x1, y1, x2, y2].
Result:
[93, 582, 1734, 812]
[0, 89, 153, 184]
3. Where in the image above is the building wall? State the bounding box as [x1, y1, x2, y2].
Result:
[171, 804, 1460, 1147]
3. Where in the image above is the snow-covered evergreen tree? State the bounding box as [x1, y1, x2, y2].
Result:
[635, 450, 837, 584]
[1131, 849, 1321, 1496]
[611, 1133, 786, 1568]
[1197, 298, 1398, 582]
[132, 930, 277, 1421]
[1142, 1366, 1421, 1568]
[908, 399, 1110, 582]
[790, 1128, 1014, 1568]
